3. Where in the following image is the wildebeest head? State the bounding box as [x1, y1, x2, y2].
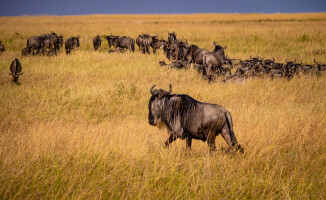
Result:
[75, 36, 80, 47]
[148, 84, 172, 126]
[168, 32, 177, 44]
[58, 35, 64, 47]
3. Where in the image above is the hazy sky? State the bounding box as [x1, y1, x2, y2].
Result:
[0, 0, 325, 16]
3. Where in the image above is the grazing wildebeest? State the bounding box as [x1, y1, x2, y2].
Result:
[203, 42, 228, 81]
[41, 32, 63, 51]
[104, 35, 116, 48]
[184, 44, 210, 64]
[93, 35, 103, 51]
[140, 35, 151, 54]
[148, 85, 243, 153]
[21, 47, 31, 57]
[0, 41, 5, 52]
[9, 58, 23, 84]
[27, 36, 45, 55]
[112, 36, 135, 52]
[65, 36, 80, 54]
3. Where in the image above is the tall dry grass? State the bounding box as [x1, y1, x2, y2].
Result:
[0, 13, 326, 199]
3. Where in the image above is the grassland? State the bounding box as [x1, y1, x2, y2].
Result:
[0, 13, 326, 199]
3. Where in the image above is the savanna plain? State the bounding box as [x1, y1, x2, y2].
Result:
[0, 13, 326, 199]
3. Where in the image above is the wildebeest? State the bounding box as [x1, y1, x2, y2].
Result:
[27, 36, 45, 55]
[21, 47, 31, 57]
[159, 60, 191, 69]
[112, 36, 135, 52]
[93, 35, 103, 51]
[203, 43, 228, 81]
[47, 48, 57, 56]
[148, 85, 243, 153]
[168, 32, 182, 45]
[0, 41, 5, 52]
[184, 44, 210, 64]
[65, 36, 80, 54]
[9, 58, 23, 84]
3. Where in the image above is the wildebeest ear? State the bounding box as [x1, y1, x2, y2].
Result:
[170, 96, 182, 108]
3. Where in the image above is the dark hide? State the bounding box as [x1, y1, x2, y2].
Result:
[27, 36, 45, 55]
[203, 43, 227, 81]
[21, 48, 31, 57]
[112, 36, 135, 52]
[0, 41, 5, 52]
[9, 58, 23, 84]
[65, 37, 80, 54]
[159, 60, 191, 69]
[93, 35, 103, 51]
[47, 48, 57, 56]
[184, 44, 210, 64]
[148, 85, 243, 153]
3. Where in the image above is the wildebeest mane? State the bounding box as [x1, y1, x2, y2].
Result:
[161, 94, 199, 131]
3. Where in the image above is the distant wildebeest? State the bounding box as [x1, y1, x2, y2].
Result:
[148, 85, 243, 153]
[159, 60, 191, 69]
[21, 47, 31, 57]
[184, 44, 210, 64]
[27, 36, 45, 55]
[168, 32, 182, 45]
[0, 41, 5, 52]
[203, 42, 228, 81]
[112, 36, 135, 52]
[47, 48, 57, 56]
[93, 35, 103, 51]
[65, 36, 80, 54]
[9, 58, 23, 84]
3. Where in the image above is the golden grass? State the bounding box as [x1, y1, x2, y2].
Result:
[0, 13, 326, 199]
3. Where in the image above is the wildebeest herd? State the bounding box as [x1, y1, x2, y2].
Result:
[2, 31, 325, 153]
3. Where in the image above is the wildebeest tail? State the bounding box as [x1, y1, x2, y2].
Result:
[131, 40, 135, 52]
[225, 111, 238, 145]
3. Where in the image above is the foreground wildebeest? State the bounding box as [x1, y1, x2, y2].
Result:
[203, 42, 228, 81]
[0, 41, 5, 52]
[93, 35, 103, 51]
[148, 85, 243, 153]
[9, 58, 23, 84]
[27, 36, 45, 55]
[112, 36, 135, 52]
[65, 36, 80, 54]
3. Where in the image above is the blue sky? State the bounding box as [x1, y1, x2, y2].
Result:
[0, 0, 325, 16]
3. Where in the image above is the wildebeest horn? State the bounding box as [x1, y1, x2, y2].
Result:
[314, 58, 319, 64]
[272, 57, 275, 61]
[168, 84, 172, 93]
[150, 85, 156, 95]
[213, 41, 216, 46]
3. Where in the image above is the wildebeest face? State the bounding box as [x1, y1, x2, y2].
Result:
[75, 37, 80, 47]
[148, 85, 172, 126]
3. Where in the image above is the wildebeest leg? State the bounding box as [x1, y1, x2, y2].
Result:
[220, 123, 243, 153]
[186, 135, 192, 150]
[164, 133, 178, 147]
[207, 131, 217, 153]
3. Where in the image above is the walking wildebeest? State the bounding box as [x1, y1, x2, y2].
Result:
[65, 36, 80, 54]
[184, 44, 210, 64]
[9, 58, 23, 84]
[93, 35, 103, 51]
[203, 42, 228, 81]
[148, 85, 243, 153]
[112, 36, 135, 52]
[0, 41, 5, 52]
[27, 36, 45, 55]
